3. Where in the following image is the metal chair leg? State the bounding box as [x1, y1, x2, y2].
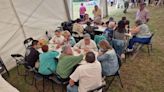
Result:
[117, 75, 123, 88]
[105, 76, 115, 91]
[147, 45, 150, 55]
[43, 77, 45, 92]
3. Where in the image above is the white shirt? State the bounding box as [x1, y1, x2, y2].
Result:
[136, 9, 149, 23]
[49, 35, 64, 44]
[74, 39, 98, 51]
[70, 61, 102, 92]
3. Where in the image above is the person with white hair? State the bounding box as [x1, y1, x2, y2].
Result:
[103, 21, 116, 42]
[127, 20, 152, 52]
[74, 34, 98, 53]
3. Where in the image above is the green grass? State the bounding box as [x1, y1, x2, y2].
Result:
[3, 5, 164, 92]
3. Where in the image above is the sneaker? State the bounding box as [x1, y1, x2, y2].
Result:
[121, 54, 125, 59]
[126, 48, 133, 52]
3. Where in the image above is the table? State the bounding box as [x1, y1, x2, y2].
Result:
[0, 75, 20, 92]
[38, 44, 98, 61]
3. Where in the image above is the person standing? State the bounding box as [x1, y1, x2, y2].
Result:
[92, 5, 102, 24]
[136, 3, 149, 23]
[123, 0, 130, 13]
[79, 3, 86, 20]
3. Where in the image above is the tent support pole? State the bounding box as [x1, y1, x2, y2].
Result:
[9, 0, 26, 39]
[64, 0, 71, 21]
[105, 0, 108, 17]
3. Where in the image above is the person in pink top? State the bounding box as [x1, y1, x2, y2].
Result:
[136, 3, 149, 23]
[79, 3, 86, 19]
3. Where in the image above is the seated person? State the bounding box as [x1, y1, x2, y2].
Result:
[72, 18, 84, 37]
[62, 31, 76, 47]
[74, 34, 98, 53]
[97, 40, 119, 76]
[84, 22, 98, 39]
[103, 21, 116, 42]
[127, 20, 152, 52]
[49, 30, 65, 48]
[113, 20, 127, 56]
[81, 14, 92, 24]
[38, 45, 59, 75]
[56, 45, 83, 79]
[67, 52, 102, 92]
[25, 40, 40, 68]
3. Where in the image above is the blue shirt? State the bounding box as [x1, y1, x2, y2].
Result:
[97, 49, 119, 76]
[39, 51, 59, 75]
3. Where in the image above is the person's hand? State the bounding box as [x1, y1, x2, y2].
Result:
[83, 48, 90, 52]
[75, 49, 81, 53]
[56, 44, 61, 49]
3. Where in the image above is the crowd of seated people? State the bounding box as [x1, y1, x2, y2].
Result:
[23, 11, 153, 91]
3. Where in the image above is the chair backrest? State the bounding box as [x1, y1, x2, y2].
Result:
[11, 54, 25, 64]
[0, 57, 9, 76]
[87, 84, 106, 92]
[24, 37, 33, 48]
[0, 57, 5, 73]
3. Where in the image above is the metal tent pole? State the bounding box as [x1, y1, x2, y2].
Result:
[64, 0, 71, 21]
[9, 0, 26, 39]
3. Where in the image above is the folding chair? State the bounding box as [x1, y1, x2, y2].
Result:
[11, 54, 26, 76]
[0, 57, 10, 77]
[140, 33, 154, 55]
[105, 55, 123, 91]
[11, 54, 34, 85]
[87, 84, 106, 92]
[48, 68, 69, 92]
[33, 69, 53, 92]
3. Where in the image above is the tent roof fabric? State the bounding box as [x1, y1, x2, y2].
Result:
[0, 0, 108, 70]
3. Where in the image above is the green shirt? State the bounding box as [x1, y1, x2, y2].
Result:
[56, 54, 83, 79]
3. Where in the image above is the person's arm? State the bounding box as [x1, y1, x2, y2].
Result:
[92, 40, 98, 51]
[74, 40, 82, 53]
[49, 51, 59, 58]
[69, 79, 75, 86]
[130, 26, 140, 34]
[49, 36, 55, 44]
[70, 37, 76, 46]
[69, 67, 80, 86]
[97, 53, 108, 62]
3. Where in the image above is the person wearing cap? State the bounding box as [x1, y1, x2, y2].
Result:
[136, 3, 149, 23]
[74, 34, 98, 53]
[49, 30, 65, 48]
[38, 45, 59, 75]
[25, 40, 40, 68]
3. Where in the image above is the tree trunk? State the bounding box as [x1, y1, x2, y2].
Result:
[157, 0, 164, 6]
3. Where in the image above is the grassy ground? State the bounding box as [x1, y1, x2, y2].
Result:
[3, 5, 164, 92]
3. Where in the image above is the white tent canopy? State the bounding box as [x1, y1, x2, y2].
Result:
[0, 0, 68, 70]
[0, 0, 108, 70]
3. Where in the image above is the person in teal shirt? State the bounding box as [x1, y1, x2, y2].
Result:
[39, 45, 59, 75]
